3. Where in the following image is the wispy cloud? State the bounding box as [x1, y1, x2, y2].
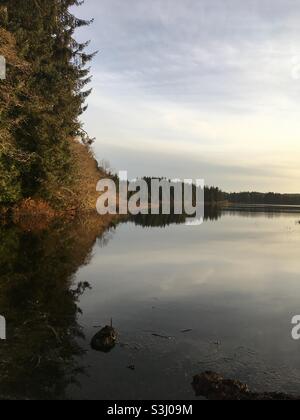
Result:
[77, 0, 300, 192]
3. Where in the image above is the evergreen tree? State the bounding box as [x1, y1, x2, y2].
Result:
[0, 0, 94, 203]
[0, 5, 33, 203]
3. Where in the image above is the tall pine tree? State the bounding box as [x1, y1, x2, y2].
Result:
[0, 0, 94, 203]
[0, 5, 32, 203]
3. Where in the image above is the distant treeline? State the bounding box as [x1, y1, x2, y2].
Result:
[224, 192, 300, 205]
[206, 188, 300, 205]
[205, 187, 225, 204]
[127, 180, 300, 206]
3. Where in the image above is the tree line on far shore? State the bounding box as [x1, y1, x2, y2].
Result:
[206, 188, 300, 205]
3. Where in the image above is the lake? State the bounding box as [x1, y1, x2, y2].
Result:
[1, 208, 300, 400]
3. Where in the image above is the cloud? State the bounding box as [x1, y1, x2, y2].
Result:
[76, 0, 300, 192]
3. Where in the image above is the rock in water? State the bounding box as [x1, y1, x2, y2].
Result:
[192, 371, 250, 400]
[192, 371, 299, 400]
[91, 325, 117, 353]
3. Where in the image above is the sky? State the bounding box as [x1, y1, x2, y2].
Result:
[75, 0, 300, 192]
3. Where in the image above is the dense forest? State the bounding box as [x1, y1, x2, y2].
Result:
[0, 0, 95, 208]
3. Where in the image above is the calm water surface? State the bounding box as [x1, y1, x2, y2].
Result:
[1, 210, 300, 399]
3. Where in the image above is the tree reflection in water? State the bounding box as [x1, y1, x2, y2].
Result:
[0, 216, 117, 400]
[0, 207, 223, 399]
[131, 206, 222, 228]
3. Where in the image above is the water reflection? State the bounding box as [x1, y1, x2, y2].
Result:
[0, 216, 117, 400]
[132, 206, 222, 228]
[1, 207, 300, 399]
[130, 205, 293, 228]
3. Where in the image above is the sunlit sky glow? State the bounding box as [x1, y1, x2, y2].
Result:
[76, 0, 300, 192]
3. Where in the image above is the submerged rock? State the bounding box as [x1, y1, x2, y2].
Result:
[91, 323, 117, 353]
[192, 371, 299, 400]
